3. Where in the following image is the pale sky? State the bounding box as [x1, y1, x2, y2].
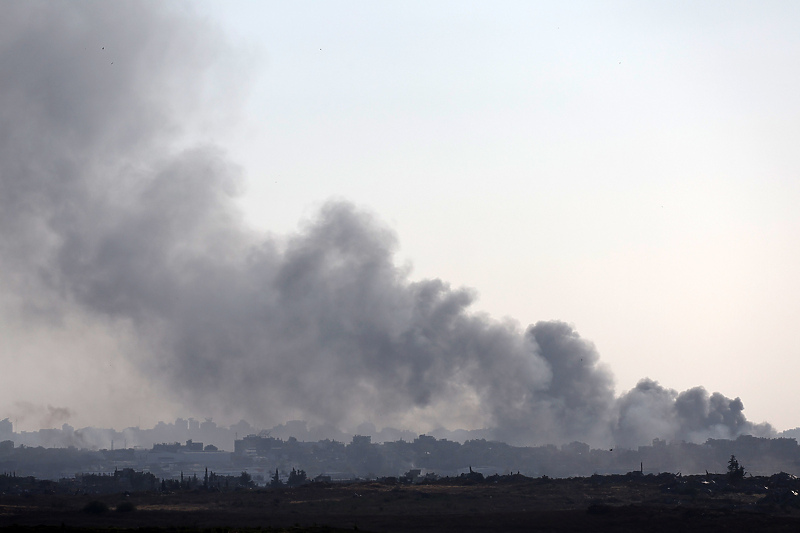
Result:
[194, 1, 800, 431]
[1, 1, 798, 437]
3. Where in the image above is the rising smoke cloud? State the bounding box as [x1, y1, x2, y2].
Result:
[0, 1, 772, 447]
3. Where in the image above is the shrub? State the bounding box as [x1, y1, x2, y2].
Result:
[82, 500, 109, 514]
[115, 500, 136, 512]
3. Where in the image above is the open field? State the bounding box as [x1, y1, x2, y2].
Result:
[2, 474, 800, 532]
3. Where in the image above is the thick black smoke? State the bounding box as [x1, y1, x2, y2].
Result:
[0, 1, 772, 447]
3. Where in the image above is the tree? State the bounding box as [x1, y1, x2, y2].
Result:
[239, 470, 253, 488]
[287, 467, 307, 487]
[727, 455, 745, 483]
[270, 468, 283, 488]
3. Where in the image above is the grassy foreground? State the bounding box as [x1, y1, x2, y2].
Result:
[2, 473, 800, 532]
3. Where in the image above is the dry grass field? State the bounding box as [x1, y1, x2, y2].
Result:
[2, 475, 800, 532]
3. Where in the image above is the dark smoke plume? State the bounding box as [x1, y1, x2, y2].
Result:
[0, 1, 771, 447]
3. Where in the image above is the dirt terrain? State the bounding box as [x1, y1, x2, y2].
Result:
[2, 474, 800, 532]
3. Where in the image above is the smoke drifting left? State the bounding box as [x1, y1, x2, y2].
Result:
[0, 2, 771, 448]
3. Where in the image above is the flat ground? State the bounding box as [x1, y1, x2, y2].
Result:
[2, 475, 800, 532]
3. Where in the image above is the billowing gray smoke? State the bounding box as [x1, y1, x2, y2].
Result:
[0, 1, 772, 447]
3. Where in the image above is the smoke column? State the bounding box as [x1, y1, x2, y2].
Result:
[0, 2, 771, 447]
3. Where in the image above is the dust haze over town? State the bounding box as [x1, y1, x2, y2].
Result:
[1, 2, 798, 453]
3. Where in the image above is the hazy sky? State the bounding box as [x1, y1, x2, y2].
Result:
[197, 2, 800, 430]
[1, 1, 798, 437]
